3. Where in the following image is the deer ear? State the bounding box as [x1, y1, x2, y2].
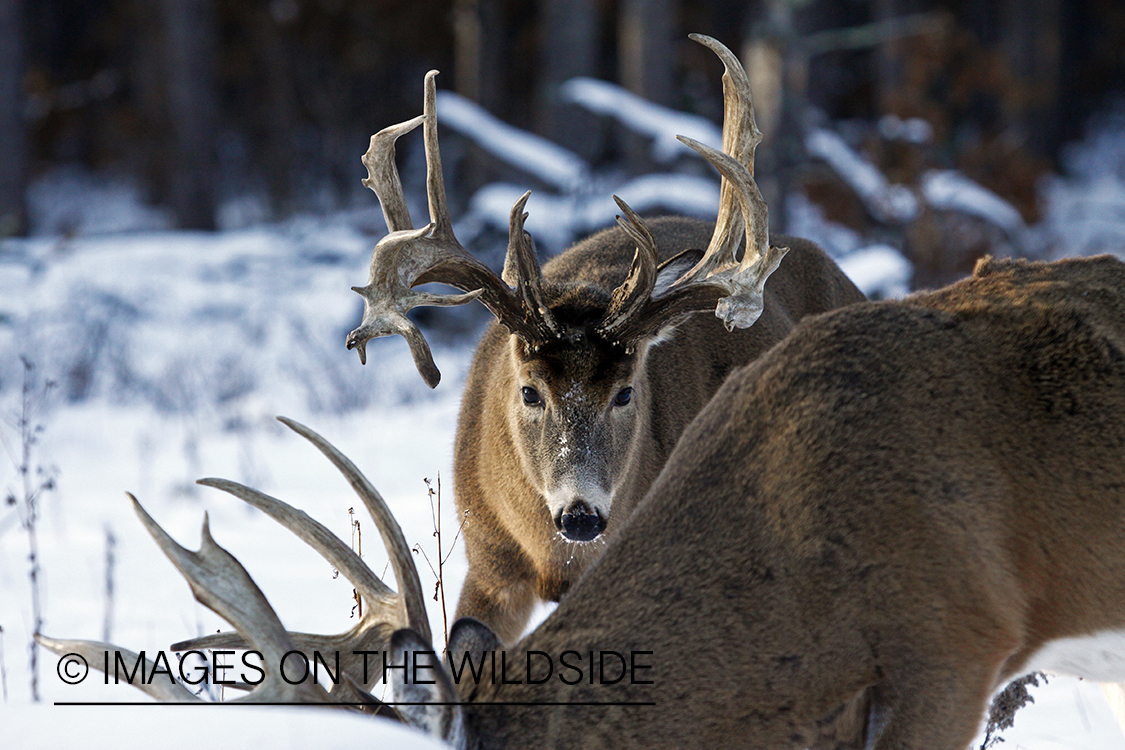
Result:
[653, 249, 705, 298]
[634, 249, 708, 346]
[446, 617, 502, 692]
[449, 616, 502, 654]
[389, 628, 464, 743]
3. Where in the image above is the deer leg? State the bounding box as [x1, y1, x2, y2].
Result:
[454, 570, 538, 646]
[868, 662, 999, 750]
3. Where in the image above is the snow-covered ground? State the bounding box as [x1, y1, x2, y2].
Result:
[3, 99, 1125, 749]
[0, 211, 468, 748]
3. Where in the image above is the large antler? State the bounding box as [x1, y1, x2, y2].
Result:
[346, 70, 559, 387]
[37, 417, 429, 710]
[169, 417, 430, 693]
[596, 34, 789, 344]
[37, 495, 371, 707]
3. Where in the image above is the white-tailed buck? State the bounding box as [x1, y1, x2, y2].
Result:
[345, 35, 865, 642]
[39, 252, 1125, 749]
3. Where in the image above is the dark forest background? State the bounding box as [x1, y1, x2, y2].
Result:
[1, 0, 1122, 251]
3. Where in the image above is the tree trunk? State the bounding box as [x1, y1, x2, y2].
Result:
[617, 0, 675, 173]
[618, 0, 675, 107]
[451, 0, 511, 210]
[158, 0, 218, 229]
[0, 0, 28, 236]
[745, 1, 806, 235]
[453, 0, 507, 115]
[538, 0, 602, 161]
[999, 0, 1061, 156]
[873, 0, 926, 114]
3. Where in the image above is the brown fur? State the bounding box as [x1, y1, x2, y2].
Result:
[399, 254, 1125, 749]
[452, 216, 865, 641]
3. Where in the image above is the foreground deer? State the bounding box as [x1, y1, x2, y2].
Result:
[345, 35, 864, 642]
[39, 253, 1125, 749]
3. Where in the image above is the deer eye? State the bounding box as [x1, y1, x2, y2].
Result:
[521, 386, 542, 407]
[613, 386, 633, 407]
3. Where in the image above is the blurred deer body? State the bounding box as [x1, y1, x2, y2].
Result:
[343, 35, 864, 642]
[390, 253, 1125, 750]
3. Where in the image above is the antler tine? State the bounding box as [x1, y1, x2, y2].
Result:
[276, 416, 431, 643]
[596, 197, 660, 342]
[128, 494, 329, 704]
[695, 33, 762, 174]
[362, 114, 425, 233]
[677, 137, 771, 272]
[501, 191, 560, 341]
[588, 35, 786, 343]
[679, 139, 789, 328]
[348, 71, 560, 385]
[195, 478, 397, 608]
[681, 33, 764, 281]
[35, 635, 199, 702]
[423, 70, 455, 242]
[131, 497, 295, 666]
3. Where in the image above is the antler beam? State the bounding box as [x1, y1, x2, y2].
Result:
[347, 71, 558, 387]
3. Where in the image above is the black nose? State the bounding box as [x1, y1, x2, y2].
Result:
[555, 502, 606, 542]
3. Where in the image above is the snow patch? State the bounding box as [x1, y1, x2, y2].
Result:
[805, 127, 919, 224]
[836, 244, 913, 300]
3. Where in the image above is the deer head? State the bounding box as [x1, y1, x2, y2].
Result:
[346, 35, 788, 545]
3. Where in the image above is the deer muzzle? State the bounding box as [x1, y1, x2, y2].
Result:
[554, 500, 607, 542]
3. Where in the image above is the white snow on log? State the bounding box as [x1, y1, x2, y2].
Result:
[611, 173, 721, 217]
[806, 127, 919, 224]
[877, 114, 934, 144]
[837, 244, 913, 299]
[1042, 174, 1125, 259]
[461, 183, 603, 251]
[784, 191, 863, 258]
[463, 174, 720, 251]
[436, 90, 589, 191]
[560, 77, 722, 162]
[921, 170, 1025, 236]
